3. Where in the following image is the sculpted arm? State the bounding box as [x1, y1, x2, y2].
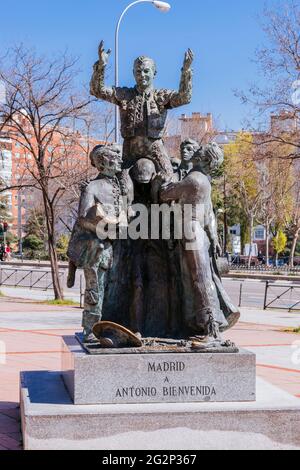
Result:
[90, 41, 118, 105]
[78, 187, 98, 234]
[160, 179, 190, 202]
[125, 173, 136, 220]
[169, 49, 194, 108]
[205, 199, 222, 258]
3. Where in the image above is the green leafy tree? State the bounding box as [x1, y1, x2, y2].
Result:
[272, 230, 288, 266]
[23, 208, 48, 259]
[24, 208, 47, 241]
[22, 235, 45, 259]
[56, 234, 70, 262]
[0, 195, 9, 220]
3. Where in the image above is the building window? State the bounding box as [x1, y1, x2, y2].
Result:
[254, 229, 265, 240]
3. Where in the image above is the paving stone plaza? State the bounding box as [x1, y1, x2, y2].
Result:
[0, 296, 300, 450]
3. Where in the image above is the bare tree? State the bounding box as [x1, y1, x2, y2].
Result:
[53, 102, 114, 231]
[237, 1, 300, 160]
[0, 45, 92, 299]
[287, 180, 300, 266]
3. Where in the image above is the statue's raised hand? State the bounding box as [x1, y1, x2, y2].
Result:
[97, 40, 112, 68]
[183, 48, 194, 70]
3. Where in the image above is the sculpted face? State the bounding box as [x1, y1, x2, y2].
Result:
[131, 158, 156, 184]
[91, 145, 122, 177]
[133, 58, 156, 91]
[103, 154, 122, 176]
[171, 157, 181, 171]
[192, 143, 224, 175]
[180, 139, 200, 163]
[181, 143, 197, 162]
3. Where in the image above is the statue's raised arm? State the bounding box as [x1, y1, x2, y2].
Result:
[169, 48, 194, 108]
[90, 41, 117, 104]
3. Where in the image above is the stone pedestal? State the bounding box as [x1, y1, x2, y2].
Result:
[20, 372, 300, 450]
[61, 336, 256, 405]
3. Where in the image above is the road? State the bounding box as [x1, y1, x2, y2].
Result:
[1, 264, 300, 311]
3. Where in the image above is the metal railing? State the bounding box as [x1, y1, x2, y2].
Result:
[0, 267, 65, 291]
[263, 281, 300, 312]
[231, 264, 300, 272]
[0, 266, 85, 306]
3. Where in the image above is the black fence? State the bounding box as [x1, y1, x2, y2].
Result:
[0, 267, 65, 291]
[0, 267, 85, 306]
[231, 264, 300, 275]
[263, 281, 300, 312]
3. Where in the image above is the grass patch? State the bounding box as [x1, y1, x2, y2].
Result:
[41, 299, 79, 306]
[0, 290, 5, 297]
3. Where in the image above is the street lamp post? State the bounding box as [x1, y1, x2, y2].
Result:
[114, 0, 171, 143]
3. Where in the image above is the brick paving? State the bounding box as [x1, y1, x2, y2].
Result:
[0, 297, 300, 450]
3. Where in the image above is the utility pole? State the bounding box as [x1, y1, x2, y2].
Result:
[223, 174, 228, 253]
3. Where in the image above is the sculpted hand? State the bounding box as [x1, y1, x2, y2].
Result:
[212, 240, 222, 259]
[80, 180, 90, 192]
[155, 172, 173, 188]
[94, 40, 111, 70]
[183, 48, 194, 70]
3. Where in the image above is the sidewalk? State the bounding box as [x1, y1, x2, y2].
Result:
[240, 306, 300, 328]
[0, 260, 68, 269]
[0, 286, 81, 304]
[0, 298, 299, 450]
[226, 272, 300, 282]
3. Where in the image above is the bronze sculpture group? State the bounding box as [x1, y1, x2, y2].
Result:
[67, 42, 240, 350]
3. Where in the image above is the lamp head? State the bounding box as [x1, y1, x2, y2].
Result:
[152, 1, 171, 13]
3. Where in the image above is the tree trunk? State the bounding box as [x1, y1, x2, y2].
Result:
[224, 211, 228, 254]
[275, 251, 279, 267]
[265, 220, 270, 267]
[48, 237, 64, 300]
[248, 215, 254, 268]
[42, 192, 64, 300]
[289, 227, 300, 268]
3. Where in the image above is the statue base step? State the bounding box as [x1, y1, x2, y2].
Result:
[61, 335, 256, 405]
[20, 372, 300, 450]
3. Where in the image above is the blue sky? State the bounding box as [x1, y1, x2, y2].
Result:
[0, 0, 280, 130]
